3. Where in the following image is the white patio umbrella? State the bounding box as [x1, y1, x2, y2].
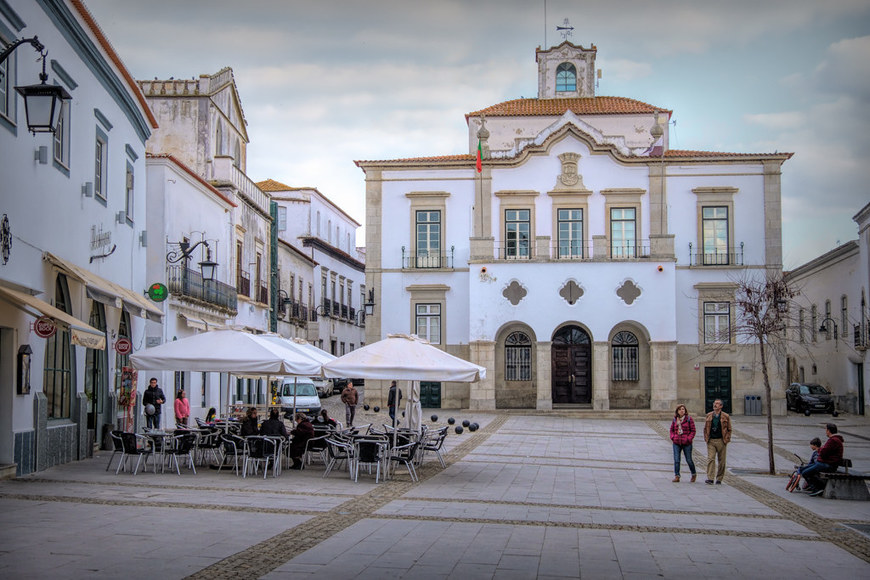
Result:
[130, 329, 325, 426]
[258, 335, 336, 416]
[322, 334, 486, 435]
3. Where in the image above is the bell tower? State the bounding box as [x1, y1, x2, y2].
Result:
[536, 41, 597, 99]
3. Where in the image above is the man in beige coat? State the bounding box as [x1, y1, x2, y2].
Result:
[703, 399, 732, 484]
[340, 381, 359, 427]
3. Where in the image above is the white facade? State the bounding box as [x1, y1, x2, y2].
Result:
[359, 41, 791, 415]
[0, 0, 157, 473]
[137, 69, 275, 418]
[259, 181, 365, 356]
[785, 202, 870, 414]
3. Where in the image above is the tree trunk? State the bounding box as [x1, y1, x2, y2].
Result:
[759, 339, 776, 474]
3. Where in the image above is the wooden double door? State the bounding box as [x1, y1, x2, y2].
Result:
[551, 326, 591, 404]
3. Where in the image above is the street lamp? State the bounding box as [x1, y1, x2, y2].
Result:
[363, 288, 375, 316]
[0, 36, 71, 134]
[818, 317, 838, 338]
[166, 240, 218, 281]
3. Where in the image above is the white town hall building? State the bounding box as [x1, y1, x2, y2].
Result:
[357, 41, 792, 415]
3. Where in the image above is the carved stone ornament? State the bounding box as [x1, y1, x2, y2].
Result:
[503, 280, 528, 306]
[616, 279, 642, 305]
[554, 152, 586, 190]
[559, 280, 584, 305]
[0, 214, 10, 265]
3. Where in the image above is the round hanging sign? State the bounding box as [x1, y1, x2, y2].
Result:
[147, 282, 168, 302]
[114, 337, 133, 355]
[34, 316, 57, 338]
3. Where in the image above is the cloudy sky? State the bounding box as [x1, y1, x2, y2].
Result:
[84, 0, 870, 268]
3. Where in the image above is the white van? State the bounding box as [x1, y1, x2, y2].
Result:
[276, 379, 322, 419]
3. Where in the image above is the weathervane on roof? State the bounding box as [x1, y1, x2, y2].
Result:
[557, 18, 574, 41]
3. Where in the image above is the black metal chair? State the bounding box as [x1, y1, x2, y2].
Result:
[355, 439, 387, 483]
[244, 436, 277, 479]
[164, 433, 198, 475]
[389, 440, 420, 482]
[219, 433, 245, 475]
[105, 430, 125, 472]
[117, 432, 153, 475]
[420, 426, 449, 468]
[323, 438, 356, 479]
[304, 433, 330, 467]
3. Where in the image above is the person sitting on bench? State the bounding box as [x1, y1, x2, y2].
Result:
[803, 423, 844, 496]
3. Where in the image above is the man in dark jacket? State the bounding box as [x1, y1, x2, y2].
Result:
[142, 378, 165, 429]
[803, 423, 845, 496]
[259, 409, 289, 440]
[388, 380, 402, 422]
[288, 413, 314, 470]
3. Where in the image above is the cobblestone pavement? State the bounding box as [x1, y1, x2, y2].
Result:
[0, 409, 868, 579]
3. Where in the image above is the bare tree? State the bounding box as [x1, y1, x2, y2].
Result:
[733, 273, 796, 474]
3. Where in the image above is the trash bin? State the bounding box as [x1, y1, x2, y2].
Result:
[753, 395, 763, 415]
[744, 395, 762, 416]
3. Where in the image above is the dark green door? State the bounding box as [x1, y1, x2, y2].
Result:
[420, 382, 441, 408]
[704, 367, 732, 414]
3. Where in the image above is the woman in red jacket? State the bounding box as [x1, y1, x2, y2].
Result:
[669, 404, 697, 482]
[174, 389, 190, 427]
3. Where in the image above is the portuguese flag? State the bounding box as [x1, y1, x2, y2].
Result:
[476, 139, 482, 173]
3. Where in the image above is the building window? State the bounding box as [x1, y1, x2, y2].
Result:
[215, 122, 223, 155]
[94, 130, 108, 201]
[415, 303, 441, 344]
[841, 295, 848, 339]
[811, 305, 818, 343]
[557, 208, 583, 258]
[798, 308, 805, 343]
[0, 36, 14, 122]
[704, 302, 730, 344]
[505, 331, 531, 381]
[416, 210, 441, 268]
[233, 139, 241, 168]
[277, 206, 287, 231]
[53, 101, 70, 168]
[824, 299, 832, 340]
[556, 62, 576, 92]
[45, 276, 73, 419]
[702, 206, 729, 265]
[610, 207, 636, 258]
[611, 331, 639, 381]
[124, 162, 134, 221]
[505, 209, 530, 258]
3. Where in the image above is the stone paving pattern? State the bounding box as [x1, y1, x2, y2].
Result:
[0, 408, 868, 579]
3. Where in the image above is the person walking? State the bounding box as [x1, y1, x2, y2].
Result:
[703, 399, 732, 485]
[174, 389, 190, 427]
[340, 381, 359, 427]
[388, 380, 402, 423]
[670, 404, 697, 482]
[142, 377, 165, 430]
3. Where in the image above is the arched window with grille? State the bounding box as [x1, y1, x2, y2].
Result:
[611, 331, 639, 381]
[505, 331, 531, 381]
[556, 62, 577, 92]
[45, 276, 74, 418]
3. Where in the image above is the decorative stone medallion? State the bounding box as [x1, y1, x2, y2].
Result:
[503, 280, 527, 306]
[616, 279, 642, 305]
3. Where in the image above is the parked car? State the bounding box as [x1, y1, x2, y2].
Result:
[276, 379, 322, 419]
[331, 378, 347, 394]
[310, 377, 332, 398]
[785, 383, 837, 416]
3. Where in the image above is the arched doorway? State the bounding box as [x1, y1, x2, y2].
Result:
[551, 325, 591, 404]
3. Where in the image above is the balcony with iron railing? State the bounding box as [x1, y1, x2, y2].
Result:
[550, 242, 593, 261]
[608, 241, 651, 260]
[401, 246, 455, 269]
[257, 282, 269, 304]
[688, 242, 744, 266]
[237, 270, 250, 297]
[166, 265, 238, 314]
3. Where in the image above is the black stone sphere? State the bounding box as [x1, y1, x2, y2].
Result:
[430, 414, 438, 422]
[461, 419, 470, 427]
[363, 404, 370, 411]
[373, 406, 380, 413]
[454, 426, 464, 434]
[447, 417, 455, 425]
[469, 422, 479, 432]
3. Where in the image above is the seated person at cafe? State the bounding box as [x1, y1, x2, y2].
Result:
[205, 407, 217, 424]
[316, 409, 338, 429]
[259, 409, 289, 439]
[288, 412, 314, 470]
[240, 407, 259, 437]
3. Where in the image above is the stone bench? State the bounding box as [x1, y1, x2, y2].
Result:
[820, 459, 870, 500]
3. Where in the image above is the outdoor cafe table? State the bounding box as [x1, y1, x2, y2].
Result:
[141, 430, 174, 472]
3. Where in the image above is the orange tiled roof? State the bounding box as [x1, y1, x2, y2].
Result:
[665, 149, 793, 159]
[467, 96, 668, 118]
[256, 179, 294, 192]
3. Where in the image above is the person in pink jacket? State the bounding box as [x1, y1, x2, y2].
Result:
[669, 404, 697, 482]
[174, 390, 190, 427]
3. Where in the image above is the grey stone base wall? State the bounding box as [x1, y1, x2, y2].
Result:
[13, 430, 35, 476]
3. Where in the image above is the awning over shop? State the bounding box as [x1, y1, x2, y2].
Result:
[179, 313, 208, 331]
[0, 285, 106, 349]
[43, 252, 164, 322]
